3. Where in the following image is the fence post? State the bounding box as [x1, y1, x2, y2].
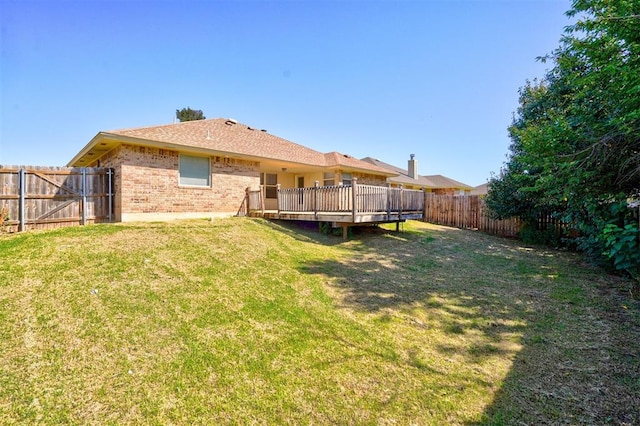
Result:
[81, 168, 87, 226]
[18, 168, 26, 232]
[107, 168, 113, 222]
[314, 181, 319, 220]
[422, 188, 427, 222]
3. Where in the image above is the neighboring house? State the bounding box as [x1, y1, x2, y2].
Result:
[360, 155, 473, 195]
[470, 183, 490, 196]
[68, 118, 395, 222]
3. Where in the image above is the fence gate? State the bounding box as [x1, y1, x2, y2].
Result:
[0, 166, 113, 233]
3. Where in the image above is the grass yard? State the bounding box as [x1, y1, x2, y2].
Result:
[0, 218, 638, 425]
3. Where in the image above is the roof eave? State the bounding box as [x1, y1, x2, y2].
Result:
[326, 165, 398, 177]
[355, 167, 398, 177]
[66, 132, 106, 167]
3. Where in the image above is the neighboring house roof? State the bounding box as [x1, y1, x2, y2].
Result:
[360, 157, 473, 190]
[360, 157, 404, 174]
[360, 157, 436, 188]
[424, 174, 473, 190]
[470, 183, 490, 196]
[68, 118, 396, 176]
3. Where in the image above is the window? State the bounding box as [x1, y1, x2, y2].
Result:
[260, 173, 278, 199]
[342, 172, 352, 186]
[179, 155, 210, 187]
[323, 172, 335, 186]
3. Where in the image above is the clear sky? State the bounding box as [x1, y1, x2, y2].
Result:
[1, 0, 573, 186]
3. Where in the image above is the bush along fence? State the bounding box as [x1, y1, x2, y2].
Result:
[0, 166, 114, 233]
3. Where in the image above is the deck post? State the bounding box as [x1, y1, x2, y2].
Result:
[314, 181, 319, 220]
[351, 177, 358, 223]
[399, 184, 403, 220]
[260, 185, 265, 215]
[245, 187, 251, 216]
[386, 183, 391, 221]
[276, 184, 281, 218]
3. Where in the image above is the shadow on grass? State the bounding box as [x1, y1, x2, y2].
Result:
[255, 219, 347, 247]
[257, 218, 418, 247]
[289, 220, 640, 424]
[298, 223, 531, 351]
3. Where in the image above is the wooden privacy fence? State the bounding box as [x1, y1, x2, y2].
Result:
[424, 193, 522, 237]
[0, 166, 114, 233]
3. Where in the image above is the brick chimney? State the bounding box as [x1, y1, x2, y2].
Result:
[408, 154, 418, 179]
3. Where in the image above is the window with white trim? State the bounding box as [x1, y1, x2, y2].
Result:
[260, 173, 278, 199]
[342, 172, 352, 186]
[179, 154, 210, 187]
[323, 172, 335, 186]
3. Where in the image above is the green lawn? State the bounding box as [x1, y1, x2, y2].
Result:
[1, 218, 638, 425]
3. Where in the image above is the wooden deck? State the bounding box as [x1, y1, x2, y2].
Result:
[243, 178, 426, 238]
[241, 180, 525, 239]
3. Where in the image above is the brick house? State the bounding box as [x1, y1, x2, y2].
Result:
[67, 118, 395, 222]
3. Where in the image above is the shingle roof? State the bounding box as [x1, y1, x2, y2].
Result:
[360, 156, 472, 190]
[69, 118, 394, 175]
[423, 174, 472, 190]
[361, 157, 409, 177]
[323, 151, 378, 169]
[470, 182, 489, 195]
[110, 118, 329, 166]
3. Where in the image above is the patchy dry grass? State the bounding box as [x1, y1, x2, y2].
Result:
[0, 218, 638, 425]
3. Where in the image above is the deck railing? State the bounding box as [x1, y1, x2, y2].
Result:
[278, 184, 354, 213]
[245, 178, 425, 220]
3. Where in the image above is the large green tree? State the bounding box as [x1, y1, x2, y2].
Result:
[176, 107, 206, 122]
[487, 0, 640, 285]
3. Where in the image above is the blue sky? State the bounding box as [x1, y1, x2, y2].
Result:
[1, 0, 572, 186]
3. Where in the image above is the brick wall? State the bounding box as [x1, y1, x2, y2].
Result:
[354, 172, 388, 186]
[98, 144, 259, 221]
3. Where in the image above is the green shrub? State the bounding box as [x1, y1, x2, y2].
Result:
[318, 221, 350, 237]
[600, 222, 639, 283]
[518, 223, 563, 247]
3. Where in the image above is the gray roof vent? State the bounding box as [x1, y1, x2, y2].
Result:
[225, 118, 238, 125]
